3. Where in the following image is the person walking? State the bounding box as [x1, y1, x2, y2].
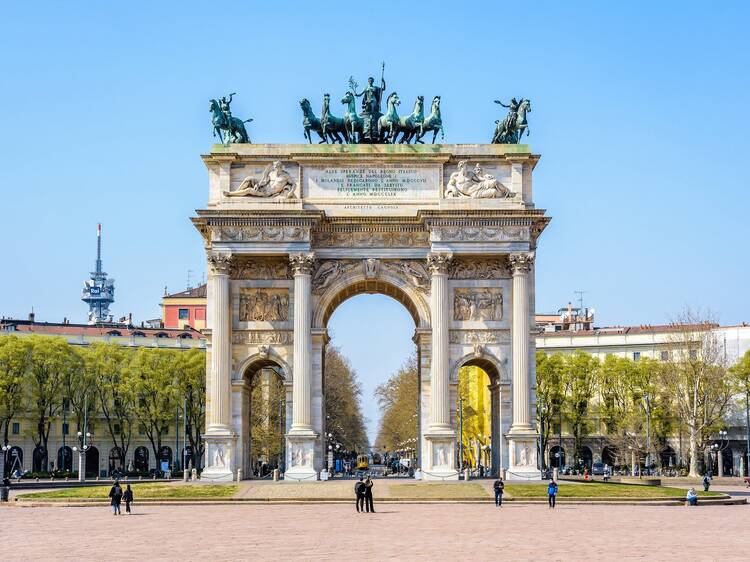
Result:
[493, 477, 505, 507]
[547, 480, 558, 509]
[364, 476, 375, 513]
[123, 484, 134, 514]
[354, 477, 365, 513]
[702, 474, 711, 492]
[108, 481, 123, 516]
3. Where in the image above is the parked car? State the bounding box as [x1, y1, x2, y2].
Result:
[591, 462, 605, 476]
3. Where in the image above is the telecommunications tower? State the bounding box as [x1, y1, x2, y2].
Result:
[81, 223, 115, 324]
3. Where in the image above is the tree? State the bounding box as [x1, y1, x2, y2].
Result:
[27, 336, 78, 471]
[535, 352, 564, 470]
[124, 348, 179, 469]
[250, 368, 285, 470]
[324, 347, 369, 452]
[0, 336, 31, 449]
[86, 342, 133, 470]
[596, 354, 634, 466]
[659, 309, 733, 477]
[62, 348, 97, 436]
[562, 351, 599, 468]
[729, 350, 750, 477]
[374, 355, 418, 453]
[177, 348, 206, 470]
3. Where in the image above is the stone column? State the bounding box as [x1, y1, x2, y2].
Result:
[289, 252, 315, 434]
[285, 253, 318, 481]
[427, 252, 452, 431]
[206, 253, 233, 432]
[509, 252, 535, 433]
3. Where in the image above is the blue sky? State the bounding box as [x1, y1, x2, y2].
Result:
[1, 2, 748, 439]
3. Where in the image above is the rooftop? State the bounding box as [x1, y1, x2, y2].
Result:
[163, 284, 207, 299]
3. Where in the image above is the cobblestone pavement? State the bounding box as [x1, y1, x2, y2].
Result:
[2, 502, 748, 561]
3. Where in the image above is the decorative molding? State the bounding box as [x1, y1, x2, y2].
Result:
[450, 257, 509, 279]
[449, 330, 508, 345]
[430, 225, 529, 242]
[311, 260, 360, 294]
[215, 226, 309, 243]
[426, 253, 453, 275]
[232, 331, 293, 345]
[239, 289, 289, 322]
[207, 252, 233, 275]
[230, 258, 291, 280]
[509, 251, 535, 274]
[289, 252, 315, 276]
[381, 260, 431, 293]
[312, 229, 429, 248]
[453, 287, 503, 321]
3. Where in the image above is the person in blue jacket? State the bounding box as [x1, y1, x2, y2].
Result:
[547, 480, 558, 509]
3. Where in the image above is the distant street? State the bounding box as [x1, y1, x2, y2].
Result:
[3, 503, 749, 560]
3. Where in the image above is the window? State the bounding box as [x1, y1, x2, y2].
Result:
[178, 308, 190, 320]
[62, 423, 69, 435]
[131, 331, 146, 337]
[195, 308, 205, 320]
[689, 349, 698, 360]
[178, 333, 193, 339]
[139, 424, 146, 436]
[164, 426, 169, 435]
[62, 398, 70, 412]
[107, 330, 122, 337]
[12, 422, 20, 435]
[660, 350, 669, 361]
[155, 332, 169, 339]
[633, 351, 641, 361]
[114, 424, 121, 435]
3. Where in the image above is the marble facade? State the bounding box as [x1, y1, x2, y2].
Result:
[192, 144, 550, 481]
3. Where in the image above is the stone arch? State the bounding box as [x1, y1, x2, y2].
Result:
[450, 352, 506, 385]
[312, 268, 430, 329]
[236, 352, 292, 383]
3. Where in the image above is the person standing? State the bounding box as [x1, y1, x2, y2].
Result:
[547, 480, 558, 509]
[123, 484, 134, 514]
[108, 481, 123, 516]
[354, 477, 365, 513]
[493, 477, 505, 507]
[702, 474, 711, 492]
[364, 476, 375, 513]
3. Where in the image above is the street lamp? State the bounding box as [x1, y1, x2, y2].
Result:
[710, 430, 729, 476]
[643, 393, 652, 476]
[1, 443, 12, 479]
[72, 430, 92, 483]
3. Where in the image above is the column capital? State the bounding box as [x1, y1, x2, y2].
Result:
[207, 252, 233, 275]
[427, 252, 453, 275]
[509, 251, 535, 275]
[289, 252, 315, 275]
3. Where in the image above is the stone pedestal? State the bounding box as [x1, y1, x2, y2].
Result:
[422, 434, 457, 481]
[284, 435, 318, 481]
[201, 433, 237, 482]
[506, 437, 540, 480]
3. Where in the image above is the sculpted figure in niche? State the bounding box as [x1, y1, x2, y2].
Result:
[214, 445, 226, 468]
[240, 290, 289, 322]
[312, 261, 343, 294]
[224, 161, 295, 198]
[445, 160, 514, 199]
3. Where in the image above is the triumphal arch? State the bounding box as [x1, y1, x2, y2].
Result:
[192, 143, 549, 481]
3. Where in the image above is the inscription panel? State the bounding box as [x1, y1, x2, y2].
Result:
[304, 164, 440, 199]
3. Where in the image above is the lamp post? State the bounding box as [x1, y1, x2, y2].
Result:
[710, 430, 729, 477]
[1, 443, 11, 479]
[72, 395, 92, 483]
[643, 393, 652, 476]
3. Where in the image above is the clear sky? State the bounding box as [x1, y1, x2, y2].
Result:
[2, 2, 748, 439]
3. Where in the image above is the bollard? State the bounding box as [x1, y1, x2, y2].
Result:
[463, 468, 470, 481]
[553, 467, 559, 481]
[139, 476, 142, 481]
[237, 469, 243, 482]
[183, 469, 188, 482]
[273, 468, 279, 482]
[191, 468, 198, 481]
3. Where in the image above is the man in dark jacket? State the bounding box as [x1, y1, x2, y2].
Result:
[123, 484, 134, 514]
[354, 477, 365, 513]
[364, 476, 375, 513]
[108, 481, 123, 515]
[493, 477, 505, 507]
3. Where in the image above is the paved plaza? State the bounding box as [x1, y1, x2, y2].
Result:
[3, 502, 748, 561]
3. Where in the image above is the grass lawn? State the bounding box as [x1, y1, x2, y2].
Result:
[388, 483, 488, 499]
[505, 482, 721, 499]
[17, 483, 238, 500]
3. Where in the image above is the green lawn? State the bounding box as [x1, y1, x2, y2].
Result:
[505, 482, 721, 499]
[17, 483, 238, 500]
[389, 483, 488, 499]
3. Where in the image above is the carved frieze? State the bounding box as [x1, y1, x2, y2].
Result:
[230, 258, 291, 280]
[449, 330, 508, 345]
[312, 230, 429, 248]
[450, 258, 509, 279]
[453, 287, 503, 321]
[232, 331, 293, 345]
[381, 260, 431, 293]
[430, 225, 529, 242]
[239, 289, 289, 322]
[215, 226, 309, 243]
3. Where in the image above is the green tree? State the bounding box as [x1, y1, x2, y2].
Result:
[86, 342, 133, 469]
[0, 336, 31, 449]
[536, 351, 564, 470]
[729, 350, 750, 476]
[562, 351, 599, 468]
[374, 354, 418, 453]
[125, 348, 180, 468]
[177, 348, 206, 470]
[62, 348, 97, 435]
[324, 347, 369, 452]
[27, 336, 79, 471]
[250, 368, 285, 469]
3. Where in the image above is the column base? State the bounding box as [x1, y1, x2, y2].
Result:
[284, 433, 319, 482]
[422, 432, 458, 481]
[505, 435, 541, 481]
[201, 432, 237, 482]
